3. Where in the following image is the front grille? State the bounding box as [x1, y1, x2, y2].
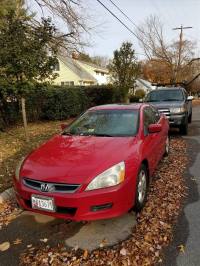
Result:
[23, 178, 80, 193]
[158, 108, 170, 119]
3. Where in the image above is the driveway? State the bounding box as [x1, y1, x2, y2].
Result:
[163, 104, 200, 266]
[0, 203, 136, 265]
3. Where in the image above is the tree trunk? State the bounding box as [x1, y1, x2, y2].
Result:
[21, 97, 29, 142]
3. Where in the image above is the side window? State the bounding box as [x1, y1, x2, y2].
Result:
[151, 106, 160, 123]
[143, 107, 157, 136]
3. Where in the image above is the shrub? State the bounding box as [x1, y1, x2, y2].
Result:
[135, 89, 146, 99]
[129, 95, 141, 103]
[0, 84, 126, 128]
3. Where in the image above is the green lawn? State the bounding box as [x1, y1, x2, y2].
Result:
[0, 120, 71, 193]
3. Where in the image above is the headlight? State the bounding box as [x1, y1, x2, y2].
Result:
[85, 162, 125, 191]
[15, 157, 25, 181]
[170, 107, 185, 114]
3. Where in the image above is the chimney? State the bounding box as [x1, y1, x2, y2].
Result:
[72, 52, 79, 60]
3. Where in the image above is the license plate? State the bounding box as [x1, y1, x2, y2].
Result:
[31, 195, 55, 212]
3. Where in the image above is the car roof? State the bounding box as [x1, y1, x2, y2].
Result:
[89, 104, 144, 111]
[152, 86, 184, 91]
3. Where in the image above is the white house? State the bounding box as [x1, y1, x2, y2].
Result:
[135, 78, 156, 94]
[52, 55, 110, 86]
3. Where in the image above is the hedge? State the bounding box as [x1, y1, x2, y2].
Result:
[0, 84, 126, 128]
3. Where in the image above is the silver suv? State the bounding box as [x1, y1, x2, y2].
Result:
[144, 87, 193, 135]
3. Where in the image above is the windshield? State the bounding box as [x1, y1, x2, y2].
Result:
[146, 89, 184, 102]
[63, 110, 139, 137]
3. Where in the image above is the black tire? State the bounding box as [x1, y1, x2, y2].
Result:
[188, 112, 192, 123]
[180, 117, 188, 135]
[134, 164, 148, 212]
[164, 135, 170, 157]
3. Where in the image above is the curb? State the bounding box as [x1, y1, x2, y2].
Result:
[0, 187, 15, 204]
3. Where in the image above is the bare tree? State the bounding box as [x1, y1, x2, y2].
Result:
[25, 0, 91, 52]
[137, 15, 196, 83]
[91, 55, 110, 67]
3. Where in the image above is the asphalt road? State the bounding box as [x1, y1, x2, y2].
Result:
[163, 105, 200, 266]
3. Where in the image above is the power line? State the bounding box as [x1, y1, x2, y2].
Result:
[96, 0, 139, 40]
[107, 0, 141, 32]
[151, 0, 174, 29]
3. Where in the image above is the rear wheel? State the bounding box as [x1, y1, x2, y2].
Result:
[164, 136, 170, 157]
[134, 164, 148, 212]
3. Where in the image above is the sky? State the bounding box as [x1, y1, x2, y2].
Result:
[83, 0, 200, 59]
[30, 0, 200, 60]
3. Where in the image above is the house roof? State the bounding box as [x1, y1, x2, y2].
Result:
[78, 60, 109, 73]
[136, 79, 155, 91]
[59, 56, 97, 82]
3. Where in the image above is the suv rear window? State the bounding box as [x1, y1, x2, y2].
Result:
[146, 89, 184, 102]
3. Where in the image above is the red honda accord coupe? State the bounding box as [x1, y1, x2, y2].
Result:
[13, 104, 169, 221]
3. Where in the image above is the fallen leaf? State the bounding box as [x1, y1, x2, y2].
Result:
[40, 238, 48, 243]
[178, 244, 185, 253]
[120, 248, 127, 256]
[0, 242, 10, 252]
[13, 238, 22, 245]
[83, 249, 88, 259]
[99, 238, 107, 248]
[73, 245, 79, 251]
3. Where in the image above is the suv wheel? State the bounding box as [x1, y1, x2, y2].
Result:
[134, 164, 148, 212]
[180, 118, 188, 135]
[188, 112, 192, 123]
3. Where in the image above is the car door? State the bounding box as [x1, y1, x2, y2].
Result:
[142, 106, 162, 174]
[151, 105, 166, 161]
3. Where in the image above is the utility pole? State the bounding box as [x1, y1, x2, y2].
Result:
[172, 25, 192, 81]
[173, 25, 192, 81]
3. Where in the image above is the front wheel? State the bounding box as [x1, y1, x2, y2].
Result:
[188, 112, 192, 123]
[134, 164, 148, 212]
[180, 117, 188, 135]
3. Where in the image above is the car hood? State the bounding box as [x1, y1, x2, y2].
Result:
[21, 135, 137, 184]
[149, 101, 184, 109]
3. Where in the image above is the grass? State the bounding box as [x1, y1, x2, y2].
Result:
[0, 119, 71, 193]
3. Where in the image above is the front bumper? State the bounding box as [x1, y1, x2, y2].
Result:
[13, 176, 136, 221]
[168, 113, 186, 126]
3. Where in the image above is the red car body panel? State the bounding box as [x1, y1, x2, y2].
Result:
[13, 104, 169, 221]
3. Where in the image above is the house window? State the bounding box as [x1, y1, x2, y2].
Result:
[61, 81, 75, 86]
[53, 61, 60, 71]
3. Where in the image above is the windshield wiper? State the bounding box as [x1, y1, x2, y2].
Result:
[62, 131, 73, 136]
[162, 99, 181, 101]
[92, 133, 114, 137]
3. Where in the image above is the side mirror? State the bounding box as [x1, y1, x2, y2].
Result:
[60, 123, 67, 131]
[148, 124, 162, 133]
[187, 96, 194, 101]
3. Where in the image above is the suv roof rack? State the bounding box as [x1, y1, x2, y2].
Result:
[151, 82, 185, 87]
